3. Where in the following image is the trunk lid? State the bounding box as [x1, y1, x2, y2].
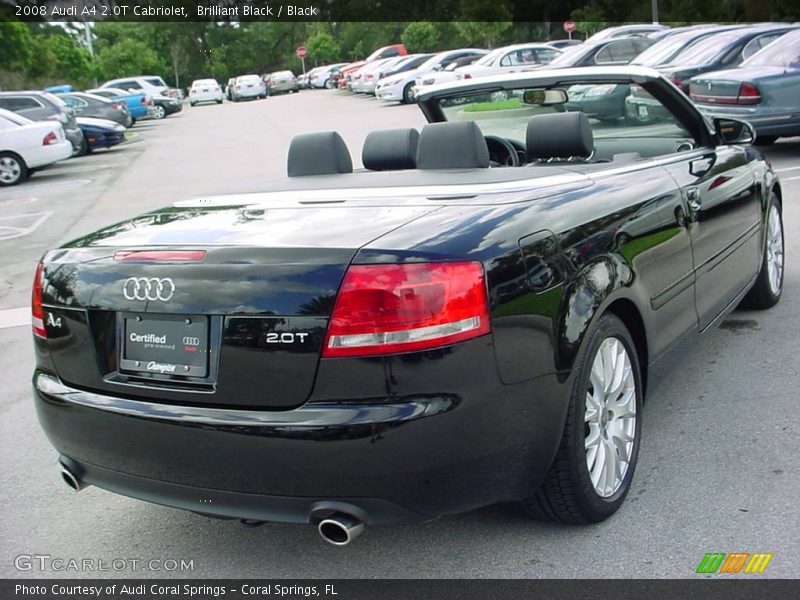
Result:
[40, 204, 436, 409]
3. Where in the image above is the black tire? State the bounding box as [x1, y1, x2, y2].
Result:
[77, 136, 89, 157]
[754, 135, 777, 146]
[216, 99, 223, 104]
[740, 193, 783, 310]
[325, 79, 334, 89]
[401, 83, 415, 104]
[152, 105, 167, 119]
[0, 151, 28, 186]
[130, 118, 137, 126]
[190, 101, 196, 107]
[522, 313, 643, 524]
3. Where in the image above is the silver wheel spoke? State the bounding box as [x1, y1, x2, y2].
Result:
[766, 205, 783, 295]
[585, 336, 637, 497]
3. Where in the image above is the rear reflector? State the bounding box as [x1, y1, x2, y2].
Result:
[113, 250, 206, 262]
[323, 262, 491, 358]
[32, 262, 46, 339]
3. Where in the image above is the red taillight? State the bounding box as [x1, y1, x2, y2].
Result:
[671, 78, 683, 90]
[464, 73, 472, 79]
[42, 131, 57, 146]
[113, 250, 206, 262]
[112, 102, 124, 110]
[737, 83, 761, 105]
[323, 262, 491, 358]
[32, 262, 46, 339]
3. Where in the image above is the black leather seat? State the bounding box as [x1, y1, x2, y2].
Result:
[526, 112, 594, 162]
[287, 131, 353, 177]
[362, 128, 420, 171]
[416, 121, 490, 169]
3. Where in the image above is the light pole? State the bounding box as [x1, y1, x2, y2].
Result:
[652, 0, 659, 24]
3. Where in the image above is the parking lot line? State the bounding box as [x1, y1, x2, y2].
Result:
[0, 307, 28, 330]
[775, 166, 800, 173]
[781, 175, 800, 182]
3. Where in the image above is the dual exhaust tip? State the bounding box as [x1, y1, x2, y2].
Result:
[59, 465, 365, 545]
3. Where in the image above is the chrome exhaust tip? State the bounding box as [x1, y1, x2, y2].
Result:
[60, 466, 88, 492]
[317, 513, 364, 546]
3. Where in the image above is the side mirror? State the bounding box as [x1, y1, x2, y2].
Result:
[714, 117, 755, 145]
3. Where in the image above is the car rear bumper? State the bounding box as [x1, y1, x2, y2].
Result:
[27, 140, 73, 168]
[33, 348, 568, 524]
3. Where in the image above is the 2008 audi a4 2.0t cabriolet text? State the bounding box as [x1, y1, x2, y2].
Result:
[32, 67, 784, 546]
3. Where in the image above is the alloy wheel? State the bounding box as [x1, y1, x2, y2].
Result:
[766, 204, 784, 296]
[584, 337, 637, 498]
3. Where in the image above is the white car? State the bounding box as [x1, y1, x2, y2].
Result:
[412, 55, 486, 93]
[0, 108, 72, 186]
[231, 75, 267, 101]
[189, 79, 223, 106]
[453, 43, 562, 80]
[350, 57, 404, 94]
[309, 63, 348, 89]
[376, 49, 486, 104]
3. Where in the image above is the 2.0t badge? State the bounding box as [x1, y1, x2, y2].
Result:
[123, 277, 176, 302]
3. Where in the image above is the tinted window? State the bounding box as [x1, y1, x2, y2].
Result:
[595, 40, 637, 64]
[743, 30, 800, 67]
[0, 96, 43, 110]
[379, 48, 400, 58]
[742, 33, 784, 61]
[145, 77, 168, 87]
[117, 81, 142, 90]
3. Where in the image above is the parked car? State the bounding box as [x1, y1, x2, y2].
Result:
[189, 79, 223, 106]
[100, 76, 182, 120]
[0, 108, 71, 186]
[350, 58, 403, 94]
[414, 55, 485, 91]
[454, 43, 562, 80]
[689, 28, 800, 144]
[231, 75, 267, 101]
[86, 88, 149, 123]
[337, 44, 409, 90]
[309, 63, 348, 89]
[0, 91, 84, 155]
[74, 117, 126, 154]
[57, 92, 131, 128]
[376, 48, 486, 103]
[631, 25, 749, 69]
[656, 24, 800, 93]
[586, 24, 669, 42]
[33, 67, 784, 544]
[535, 36, 655, 71]
[268, 70, 299, 95]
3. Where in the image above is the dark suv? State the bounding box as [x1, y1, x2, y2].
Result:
[0, 91, 84, 155]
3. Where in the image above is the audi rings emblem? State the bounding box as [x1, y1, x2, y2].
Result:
[183, 336, 200, 346]
[123, 277, 176, 302]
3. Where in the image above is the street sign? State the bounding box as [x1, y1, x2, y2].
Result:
[563, 21, 576, 33]
[296, 46, 307, 59]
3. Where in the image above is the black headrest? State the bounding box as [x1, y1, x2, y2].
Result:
[287, 131, 353, 177]
[526, 112, 594, 160]
[416, 121, 490, 169]
[362, 128, 419, 171]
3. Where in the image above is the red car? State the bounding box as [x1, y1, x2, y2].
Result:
[336, 44, 408, 90]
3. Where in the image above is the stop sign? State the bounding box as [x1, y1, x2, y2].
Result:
[563, 20, 576, 33]
[296, 46, 307, 59]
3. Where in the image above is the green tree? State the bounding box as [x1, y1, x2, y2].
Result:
[0, 21, 33, 71]
[401, 22, 440, 53]
[95, 38, 168, 82]
[456, 0, 513, 48]
[306, 32, 341, 65]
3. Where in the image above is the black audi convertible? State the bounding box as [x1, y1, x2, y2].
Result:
[32, 67, 784, 545]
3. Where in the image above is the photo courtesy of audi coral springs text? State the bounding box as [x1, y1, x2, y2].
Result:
[32, 67, 784, 546]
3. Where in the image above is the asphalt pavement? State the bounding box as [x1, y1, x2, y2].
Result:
[0, 90, 798, 578]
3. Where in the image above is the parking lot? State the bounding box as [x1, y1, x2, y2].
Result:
[1, 89, 799, 578]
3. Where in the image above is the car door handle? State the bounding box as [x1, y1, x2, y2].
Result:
[690, 157, 714, 177]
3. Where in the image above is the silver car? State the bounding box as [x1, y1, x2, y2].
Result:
[231, 75, 266, 101]
[57, 92, 131, 128]
[269, 70, 299, 94]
